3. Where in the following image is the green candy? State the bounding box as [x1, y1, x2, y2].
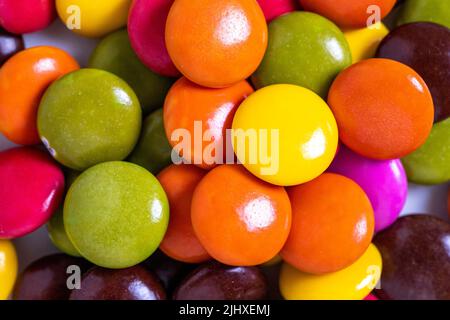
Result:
[64, 161, 169, 269]
[89, 29, 175, 115]
[128, 109, 173, 174]
[397, 0, 450, 29]
[38, 69, 142, 171]
[252, 12, 352, 98]
[47, 208, 81, 257]
[402, 118, 450, 185]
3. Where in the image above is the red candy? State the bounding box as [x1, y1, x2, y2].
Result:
[257, 0, 298, 22]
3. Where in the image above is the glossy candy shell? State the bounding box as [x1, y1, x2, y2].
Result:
[0, 240, 17, 300]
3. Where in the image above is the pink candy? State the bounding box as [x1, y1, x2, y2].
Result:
[256, 0, 298, 22]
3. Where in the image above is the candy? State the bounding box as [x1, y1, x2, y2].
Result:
[165, 0, 267, 88]
[0, 46, 79, 145]
[0, 240, 17, 300]
[191, 165, 291, 266]
[252, 12, 351, 98]
[37, 69, 142, 170]
[0, 147, 64, 239]
[173, 261, 268, 300]
[328, 58, 434, 160]
[157, 164, 210, 263]
[256, 0, 298, 22]
[164, 77, 253, 169]
[47, 208, 81, 257]
[299, 0, 396, 28]
[0, 0, 56, 34]
[374, 215, 450, 300]
[89, 29, 174, 115]
[328, 145, 407, 232]
[0, 28, 23, 66]
[64, 161, 169, 269]
[128, 109, 173, 174]
[281, 173, 374, 274]
[70, 265, 166, 300]
[401, 118, 450, 184]
[364, 294, 378, 301]
[397, 0, 450, 29]
[376, 22, 450, 122]
[232, 84, 338, 186]
[56, 0, 131, 38]
[280, 244, 382, 300]
[128, 0, 179, 77]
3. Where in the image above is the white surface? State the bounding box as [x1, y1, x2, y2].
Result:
[1, 22, 449, 271]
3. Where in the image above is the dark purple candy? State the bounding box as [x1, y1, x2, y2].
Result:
[376, 22, 450, 122]
[374, 214, 450, 300]
[173, 261, 268, 300]
[0, 28, 24, 66]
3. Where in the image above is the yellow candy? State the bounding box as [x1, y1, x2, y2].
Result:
[280, 244, 382, 300]
[343, 22, 389, 63]
[0, 240, 18, 300]
[56, 0, 132, 38]
[232, 84, 338, 186]
[262, 254, 282, 267]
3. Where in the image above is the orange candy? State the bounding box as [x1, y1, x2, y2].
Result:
[299, 0, 396, 28]
[164, 77, 253, 169]
[165, 0, 268, 88]
[157, 164, 210, 263]
[191, 165, 292, 266]
[328, 58, 434, 160]
[0, 46, 79, 145]
[281, 173, 374, 274]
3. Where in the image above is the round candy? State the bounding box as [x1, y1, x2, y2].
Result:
[37, 68, 142, 171]
[0, 147, 64, 239]
[252, 12, 351, 98]
[376, 22, 450, 122]
[128, 108, 173, 174]
[281, 173, 374, 274]
[397, 0, 450, 29]
[0, 46, 79, 145]
[157, 164, 209, 263]
[256, 0, 298, 22]
[0, 240, 17, 300]
[64, 161, 169, 269]
[70, 265, 166, 300]
[343, 22, 389, 63]
[191, 165, 291, 266]
[89, 29, 174, 115]
[232, 84, 338, 186]
[299, 0, 396, 28]
[165, 0, 268, 88]
[47, 208, 81, 257]
[13, 254, 91, 300]
[164, 77, 253, 169]
[328, 145, 407, 232]
[128, 0, 179, 77]
[364, 294, 378, 300]
[0, 28, 23, 66]
[56, 0, 131, 38]
[374, 215, 450, 300]
[0, 0, 56, 34]
[401, 118, 450, 184]
[328, 58, 434, 160]
[173, 261, 268, 300]
[280, 244, 382, 300]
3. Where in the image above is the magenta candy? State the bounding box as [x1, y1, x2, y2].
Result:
[256, 0, 298, 22]
[364, 294, 378, 300]
[328, 145, 407, 232]
[0, 147, 64, 239]
[0, 0, 56, 34]
[128, 0, 179, 77]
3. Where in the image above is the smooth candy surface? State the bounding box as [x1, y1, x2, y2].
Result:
[280, 244, 382, 300]
[89, 29, 174, 115]
[0, 46, 79, 145]
[191, 165, 292, 266]
[128, 0, 179, 77]
[37, 69, 142, 170]
[173, 261, 268, 300]
[232, 84, 338, 186]
[256, 0, 298, 22]
[397, 0, 450, 29]
[166, 0, 268, 88]
[374, 215, 450, 300]
[0, 28, 23, 66]
[252, 12, 351, 98]
[47, 207, 81, 257]
[0, 240, 17, 300]
[0, 147, 64, 239]
[376, 22, 450, 122]
[328, 145, 407, 232]
[64, 161, 169, 269]
[328, 58, 434, 160]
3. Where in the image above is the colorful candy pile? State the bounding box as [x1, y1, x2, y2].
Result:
[0, 0, 449, 300]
